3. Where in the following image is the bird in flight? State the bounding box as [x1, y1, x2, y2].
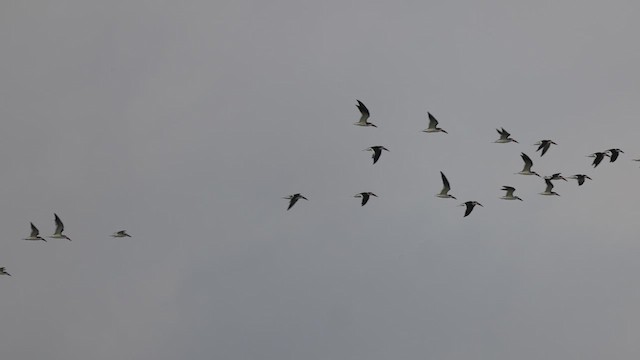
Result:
[354, 100, 377, 127]
[0, 267, 11, 276]
[607, 148, 624, 162]
[284, 193, 308, 210]
[354, 192, 377, 206]
[539, 178, 560, 196]
[544, 173, 567, 181]
[24, 222, 46, 242]
[436, 171, 456, 199]
[516, 153, 540, 176]
[500, 186, 523, 201]
[495, 128, 518, 143]
[568, 174, 592, 186]
[460, 201, 483, 217]
[422, 113, 448, 134]
[364, 146, 389, 164]
[534, 140, 557, 156]
[588, 152, 609, 167]
[111, 230, 132, 238]
[50, 213, 72, 241]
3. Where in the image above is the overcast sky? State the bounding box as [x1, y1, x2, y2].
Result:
[1, 1, 640, 359]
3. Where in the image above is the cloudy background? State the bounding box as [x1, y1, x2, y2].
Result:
[1, 1, 640, 359]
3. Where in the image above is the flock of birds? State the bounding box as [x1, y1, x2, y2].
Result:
[5, 99, 635, 276]
[0, 214, 131, 277]
[283, 100, 640, 217]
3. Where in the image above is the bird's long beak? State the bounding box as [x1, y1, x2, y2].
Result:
[442, 130, 448, 134]
[478, 203, 484, 207]
[513, 140, 519, 143]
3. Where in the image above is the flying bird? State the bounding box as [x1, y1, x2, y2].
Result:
[0, 267, 11, 276]
[111, 230, 131, 238]
[495, 128, 518, 143]
[607, 148, 624, 162]
[568, 174, 592, 186]
[364, 146, 389, 164]
[516, 153, 540, 176]
[284, 193, 308, 210]
[49, 213, 71, 241]
[436, 171, 456, 199]
[500, 186, 523, 201]
[588, 152, 609, 167]
[534, 140, 557, 156]
[544, 173, 567, 181]
[354, 100, 377, 127]
[422, 113, 448, 134]
[24, 222, 46, 242]
[354, 192, 377, 206]
[460, 201, 483, 217]
[540, 178, 560, 196]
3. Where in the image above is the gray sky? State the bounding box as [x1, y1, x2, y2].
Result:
[1, 1, 640, 359]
